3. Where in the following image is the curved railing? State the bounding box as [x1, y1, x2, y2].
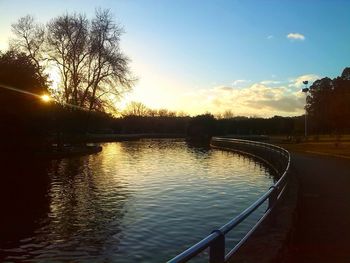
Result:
[167, 137, 291, 263]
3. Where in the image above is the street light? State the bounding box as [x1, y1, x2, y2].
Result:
[302, 81, 309, 137]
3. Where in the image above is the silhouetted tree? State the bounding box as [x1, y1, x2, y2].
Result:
[306, 77, 333, 132]
[306, 67, 350, 134]
[187, 114, 217, 141]
[221, 110, 235, 119]
[341, 67, 350, 80]
[157, 108, 176, 117]
[0, 51, 50, 151]
[10, 15, 46, 78]
[0, 51, 48, 94]
[11, 9, 134, 113]
[123, 101, 150, 116]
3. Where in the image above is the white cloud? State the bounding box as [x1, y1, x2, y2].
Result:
[287, 33, 305, 41]
[178, 74, 319, 117]
[288, 74, 319, 89]
[260, 80, 281, 85]
[232, 79, 251, 86]
[267, 35, 274, 40]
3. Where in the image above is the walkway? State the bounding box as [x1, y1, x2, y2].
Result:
[285, 152, 350, 262]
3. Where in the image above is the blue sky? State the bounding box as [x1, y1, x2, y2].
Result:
[1, 0, 349, 116]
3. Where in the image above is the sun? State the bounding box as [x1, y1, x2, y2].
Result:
[41, 94, 51, 102]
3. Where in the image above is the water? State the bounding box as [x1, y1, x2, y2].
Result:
[0, 139, 274, 262]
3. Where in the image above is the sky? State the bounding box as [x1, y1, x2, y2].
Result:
[1, 0, 350, 117]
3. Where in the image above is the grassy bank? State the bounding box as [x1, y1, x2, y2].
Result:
[266, 135, 350, 159]
[278, 142, 350, 158]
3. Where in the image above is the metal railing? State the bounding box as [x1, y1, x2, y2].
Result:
[167, 137, 291, 263]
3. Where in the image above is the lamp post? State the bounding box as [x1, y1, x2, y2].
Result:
[302, 81, 309, 138]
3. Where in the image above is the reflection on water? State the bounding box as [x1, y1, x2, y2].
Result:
[0, 139, 273, 262]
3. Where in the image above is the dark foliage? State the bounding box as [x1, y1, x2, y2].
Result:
[0, 50, 48, 94]
[0, 51, 50, 152]
[187, 114, 217, 141]
[216, 115, 302, 136]
[3, 49, 347, 152]
[118, 115, 189, 134]
[306, 67, 350, 134]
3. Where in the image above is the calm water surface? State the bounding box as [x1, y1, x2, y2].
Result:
[1, 139, 274, 262]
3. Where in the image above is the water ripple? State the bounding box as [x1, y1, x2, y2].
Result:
[1, 139, 273, 262]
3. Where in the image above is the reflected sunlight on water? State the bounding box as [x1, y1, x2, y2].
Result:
[1, 139, 273, 262]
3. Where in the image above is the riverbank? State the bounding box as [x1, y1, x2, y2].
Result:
[41, 144, 103, 159]
[225, 138, 350, 262]
[37, 133, 185, 159]
[85, 133, 186, 142]
[278, 141, 350, 159]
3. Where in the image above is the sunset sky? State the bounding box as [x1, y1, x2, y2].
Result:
[1, 0, 350, 117]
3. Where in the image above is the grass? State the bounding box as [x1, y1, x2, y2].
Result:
[271, 135, 350, 159]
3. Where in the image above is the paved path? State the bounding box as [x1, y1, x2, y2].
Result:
[285, 152, 350, 262]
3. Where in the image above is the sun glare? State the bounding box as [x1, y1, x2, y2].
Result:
[47, 67, 61, 91]
[41, 94, 51, 102]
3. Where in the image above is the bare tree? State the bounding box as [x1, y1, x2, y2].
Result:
[11, 9, 134, 113]
[157, 109, 174, 117]
[83, 9, 133, 111]
[222, 110, 234, 119]
[123, 101, 150, 116]
[46, 13, 89, 104]
[11, 15, 45, 77]
[147, 108, 158, 117]
[176, 111, 188, 117]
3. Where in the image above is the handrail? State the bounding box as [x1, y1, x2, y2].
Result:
[167, 137, 290, 263]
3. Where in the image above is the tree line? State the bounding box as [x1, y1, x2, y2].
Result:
[1, 9, 350, 152]
[1, 48, 349, 151]
[2, 47, 348, 151]
[306, 67, 350, 134]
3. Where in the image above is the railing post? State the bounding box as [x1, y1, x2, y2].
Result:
[268, 186, 278, 210]
[209, 230, 225, 263]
